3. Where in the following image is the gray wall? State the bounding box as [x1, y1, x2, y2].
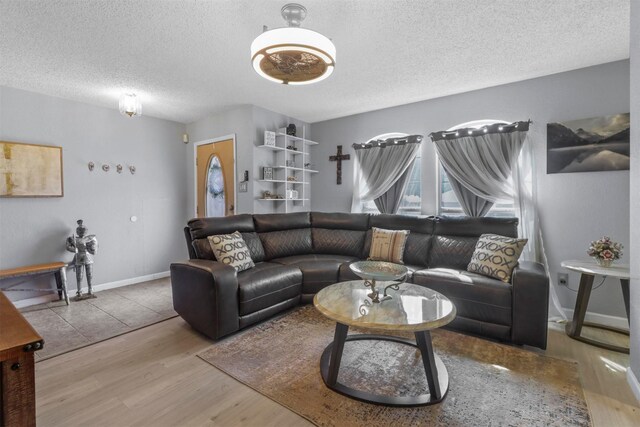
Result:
[629, 0, 639, 391]
[185, 105, 309, 216]
[310, 60, 630, 319]
[185, 105, 254, 216]
[0, 87, 188, 302]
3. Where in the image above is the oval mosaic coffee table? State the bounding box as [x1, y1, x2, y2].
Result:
[313, 280, 456, 406]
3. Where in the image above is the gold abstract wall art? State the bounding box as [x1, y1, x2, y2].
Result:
[0, 141, 63, 197]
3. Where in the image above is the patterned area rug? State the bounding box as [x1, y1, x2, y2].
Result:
[198, 306, 590, 427]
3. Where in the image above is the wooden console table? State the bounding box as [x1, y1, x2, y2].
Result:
[0, 262, 70, 305]
[0, 291, 43, 426]
[562, 260, 630, 353]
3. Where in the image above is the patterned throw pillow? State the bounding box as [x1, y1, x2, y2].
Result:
[207, 231, 255, 272]
[467, 234, 528, 283]
[368, 227, 410, 264]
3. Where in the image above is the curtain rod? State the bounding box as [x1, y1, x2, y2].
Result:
[353, 134, 423, 149]
[429, 120, 532, 141]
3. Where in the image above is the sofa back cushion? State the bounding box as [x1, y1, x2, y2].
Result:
[428, 216, 519, 270]
[187, 215, 266, 262]
[311, 212, 369, 257]
[253, 212, 310, 232]
[254, 212, 312, 260]
[428, 235, 479, 270]
[433, 216, 518, 238]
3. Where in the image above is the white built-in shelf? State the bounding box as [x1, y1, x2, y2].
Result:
[276, 133, 319, 145]
[258, 179, 309, 184]
[258, 127, 316, 214]
[257, 145, 308, 156]
[274, 166, 319, 173]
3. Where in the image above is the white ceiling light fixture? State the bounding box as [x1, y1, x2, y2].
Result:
[251, 3, 336, 85]
[119, 93, 142, 118]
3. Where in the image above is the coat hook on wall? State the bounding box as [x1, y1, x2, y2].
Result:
[102, 164, 110, 172]
[129, 165, 136, 175]
[116, 164, 123, 174]
[88, 161, 95, 171]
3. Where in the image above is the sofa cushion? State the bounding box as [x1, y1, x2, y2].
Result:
[259, 228, 312, 260]
[272, 254, 357, 295]
[312, 228, 366, 257]
[338, 262, 421, 283]
[253, 212, 310, 232]
[428, 235, 478, 270]
[412, 268, 512, 326]
[311, 212, 370, 230]
[188, 214, 255, 239]
[370, 214, 435, 234]
[237, 262, 302, 316]
[434, 216, 518, 238]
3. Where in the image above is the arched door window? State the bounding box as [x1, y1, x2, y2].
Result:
[206, 155, 226, 217]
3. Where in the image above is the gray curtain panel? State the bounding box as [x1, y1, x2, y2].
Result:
[446, 172, 494, 217]
[431, 122, 529, 204]
[352, 135, 422, 212]
[374, 160, 415, 214]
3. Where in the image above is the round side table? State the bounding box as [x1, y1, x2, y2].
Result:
[561, 259, 630, 353]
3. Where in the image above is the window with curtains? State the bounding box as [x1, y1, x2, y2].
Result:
[437, 119, 515, 217]
[360, 137, 422, 216]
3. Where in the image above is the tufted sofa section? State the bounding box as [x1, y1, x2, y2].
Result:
[171, 212, 549, 349]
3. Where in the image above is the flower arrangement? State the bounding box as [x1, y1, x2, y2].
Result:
[587, 236, 623, 267]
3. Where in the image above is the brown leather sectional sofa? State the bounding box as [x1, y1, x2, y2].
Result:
[170, 212, 549, 349]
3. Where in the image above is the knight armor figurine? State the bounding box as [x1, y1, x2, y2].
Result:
[66, 219, 98, 300]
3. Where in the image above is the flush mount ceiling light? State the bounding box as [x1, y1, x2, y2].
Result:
[251, 3, 336, 85]
[119, 93, 142, 118]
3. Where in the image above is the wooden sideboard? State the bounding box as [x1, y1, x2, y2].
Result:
[0, 291, 43, 427]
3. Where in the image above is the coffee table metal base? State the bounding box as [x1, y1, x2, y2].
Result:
[320, 323, 449, 406]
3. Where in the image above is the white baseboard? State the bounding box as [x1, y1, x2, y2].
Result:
[12, 293, 61, 309]
[11, 271, 170, 309]
[628, 369, 640, 404]
[563, 308, 629, 331]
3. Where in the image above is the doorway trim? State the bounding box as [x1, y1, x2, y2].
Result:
[193, 134, 237, 217]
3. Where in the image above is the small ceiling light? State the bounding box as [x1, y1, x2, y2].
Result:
[251, 3, 336, 85]
[119, 93, 142, 118]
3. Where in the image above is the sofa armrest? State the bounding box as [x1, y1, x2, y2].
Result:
[170, 260, 239, 340]
[510, 261, 549, 349]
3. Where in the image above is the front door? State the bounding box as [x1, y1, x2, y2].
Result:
[196, 139, 235, 217]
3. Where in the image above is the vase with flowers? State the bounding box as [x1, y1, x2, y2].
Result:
[587, 236, 623, 268]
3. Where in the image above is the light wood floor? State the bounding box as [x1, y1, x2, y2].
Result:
[35, 317, 639, 426]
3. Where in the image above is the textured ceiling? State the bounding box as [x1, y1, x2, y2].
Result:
[0, 0, 630, 124]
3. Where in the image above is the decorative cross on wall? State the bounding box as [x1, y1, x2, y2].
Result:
[329, 145, 350, 185]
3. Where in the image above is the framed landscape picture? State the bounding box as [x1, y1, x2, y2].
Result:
[547, 113, 630, 174]
[0, 141, 64, 197]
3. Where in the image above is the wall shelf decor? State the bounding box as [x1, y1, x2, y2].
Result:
[256, 126, 318, 213]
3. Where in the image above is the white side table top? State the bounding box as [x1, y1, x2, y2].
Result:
[561, 259, 630, 279]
